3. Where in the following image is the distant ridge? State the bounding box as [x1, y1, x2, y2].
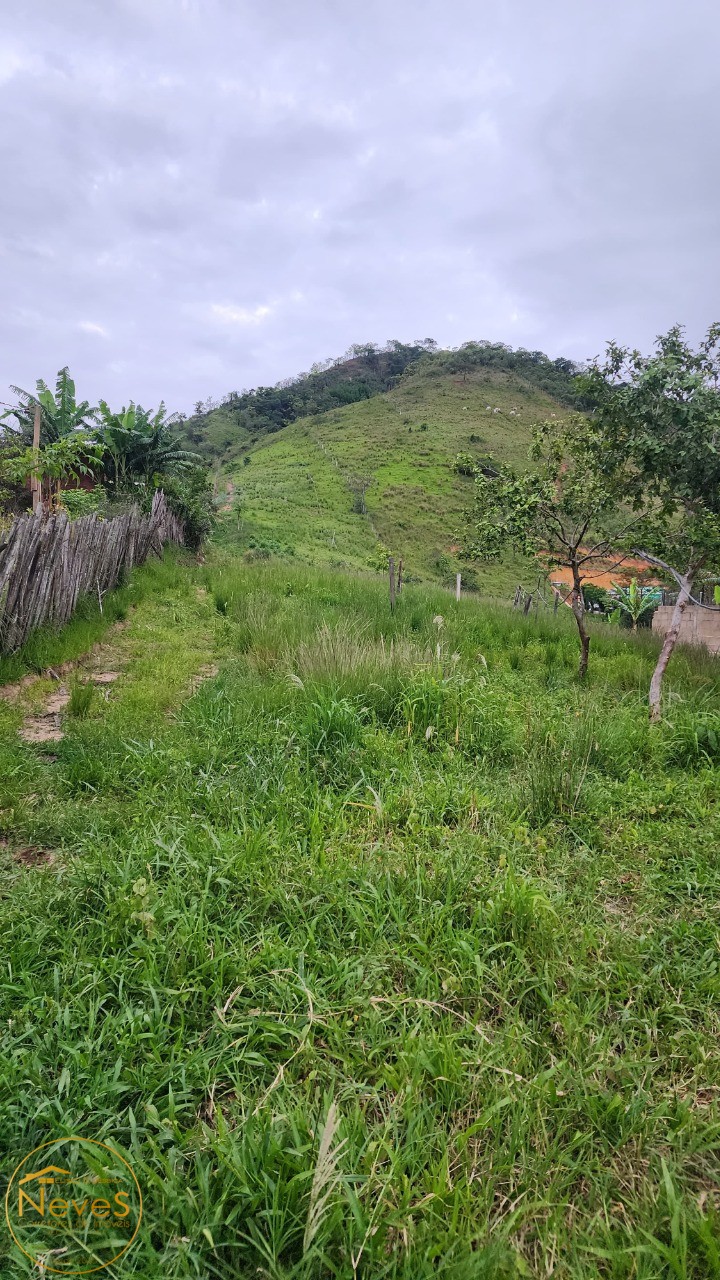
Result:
[176, 340, 585, 464]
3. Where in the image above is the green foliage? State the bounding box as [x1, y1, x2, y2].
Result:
[468, 415, 631, 568]
[1, 366, 96, 444]
[0, 434, 103, 507]
[422, 340, 585, 407]
[96, 399, 200, 489]
[0, 370, 214, 547]
[453, 452, 476, 476]
[578, 324, 720, 715]
[612, 577, 657, 629]
[578, 324, 720, 577]
[161, 465, 215, 551]
[58, 487, 105, 518]
[367, 542, 392, 573]
[467, 415, 644, 676]
[581, 583, 611, 611]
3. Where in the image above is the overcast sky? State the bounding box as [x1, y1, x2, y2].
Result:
[2, 0, 718, 414]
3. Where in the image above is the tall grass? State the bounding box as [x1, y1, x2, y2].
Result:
[1, 553, 719, 1277]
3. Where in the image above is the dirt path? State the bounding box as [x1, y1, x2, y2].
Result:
[219, 480, 234, 513]
[0, 623, 127, 744]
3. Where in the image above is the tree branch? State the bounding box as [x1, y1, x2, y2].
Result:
[631, 548, 719, 609]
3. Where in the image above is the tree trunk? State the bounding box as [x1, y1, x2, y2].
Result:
[570, 568, 590, 679]
[649, 568, 694, 722]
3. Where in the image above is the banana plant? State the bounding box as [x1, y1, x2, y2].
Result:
[1, 367, 96, 444]
[95, 401, 199, 488]
[611, 578, 657, 631]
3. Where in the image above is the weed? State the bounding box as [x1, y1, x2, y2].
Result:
[66, 678, 95, 719]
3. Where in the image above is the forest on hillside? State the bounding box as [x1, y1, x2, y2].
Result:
[176, 339, 587, 461]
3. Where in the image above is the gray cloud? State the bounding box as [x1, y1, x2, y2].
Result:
[1, 0, 718, 412]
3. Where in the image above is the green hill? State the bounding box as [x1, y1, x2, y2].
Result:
[214, 354, 575, 597]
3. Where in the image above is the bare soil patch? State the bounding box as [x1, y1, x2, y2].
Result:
[187, 663, 219, 696]
[0, 838, 56, 867]
[12, 844, 56, 867]
[1, 622, 129, 745]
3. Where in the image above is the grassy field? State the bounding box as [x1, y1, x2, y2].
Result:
[218, 363, 559, 595]
[1, 550, 720, 1277]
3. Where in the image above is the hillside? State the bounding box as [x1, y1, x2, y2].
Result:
[177, 341, 436, 462]
[215, 357, 573, 596]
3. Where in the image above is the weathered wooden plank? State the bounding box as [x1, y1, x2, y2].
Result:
[0, 492, 183, 654]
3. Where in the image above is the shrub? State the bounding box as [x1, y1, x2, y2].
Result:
[59, 487, 106, 518]
[582, 583, 611, 612]
[453, 452, 476, 477]
[162, 465, 215, 550]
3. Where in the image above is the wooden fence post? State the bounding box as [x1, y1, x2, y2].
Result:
[456, 572, 461, 602]
[389, 556, 396, 613]
[31, 404, 41, 514]
[397, 559, 403, 595]
[523, 593, 533, 615]
[513, 585, 521, 609]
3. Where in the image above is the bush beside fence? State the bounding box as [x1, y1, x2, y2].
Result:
[0, 490, 183, 654]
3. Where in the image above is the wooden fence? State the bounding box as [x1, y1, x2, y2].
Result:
[0, 491, 183, 654]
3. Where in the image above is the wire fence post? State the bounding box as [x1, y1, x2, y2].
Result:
[456, 572, 461, 602]
[389, 556, 396, 613]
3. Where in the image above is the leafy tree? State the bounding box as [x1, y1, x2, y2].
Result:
[0, 432, 29, 514]
[579, 325, 720, 719]
[1, 435, 102, 508]
[421, 342, 585, 407]
[467, 417, 644, 678]
[1, 367, 95, 444]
